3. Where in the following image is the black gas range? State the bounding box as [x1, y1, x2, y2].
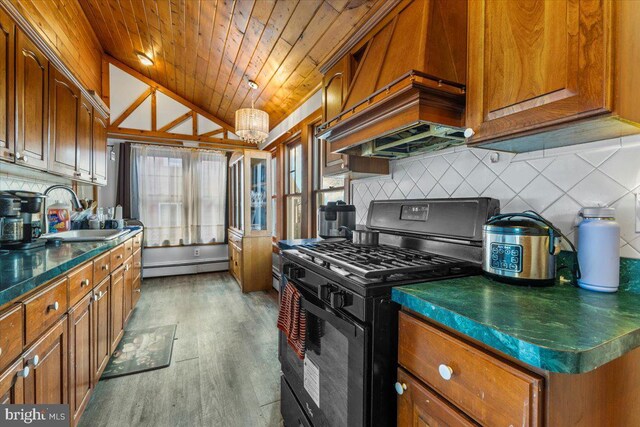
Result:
[279, 198, 500, 427]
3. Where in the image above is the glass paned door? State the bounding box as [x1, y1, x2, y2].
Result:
[250, 157, 268, 231]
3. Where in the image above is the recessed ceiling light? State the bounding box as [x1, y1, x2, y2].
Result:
[135, 51, 154, 66]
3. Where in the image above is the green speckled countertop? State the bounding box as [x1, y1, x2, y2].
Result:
[392, 256, 640, 374]
[0, 227, 142, 307]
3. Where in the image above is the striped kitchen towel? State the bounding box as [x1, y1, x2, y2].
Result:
[277, 281, 307, 359]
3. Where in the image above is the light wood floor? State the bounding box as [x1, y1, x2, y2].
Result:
[79, 272, 283, 427]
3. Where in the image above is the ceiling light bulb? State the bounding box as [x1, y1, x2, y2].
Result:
[135, 51, 154, 66]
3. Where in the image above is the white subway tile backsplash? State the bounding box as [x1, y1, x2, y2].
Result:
[352, 140, 640, 259]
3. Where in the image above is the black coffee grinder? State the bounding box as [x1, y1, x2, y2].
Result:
[2, 191, 47, 250]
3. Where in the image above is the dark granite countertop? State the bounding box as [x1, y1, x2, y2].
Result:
[392, 257, 640, 374]
[0, 227, 143, 308]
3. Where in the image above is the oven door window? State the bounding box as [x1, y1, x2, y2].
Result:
[280, 286, 368, 427]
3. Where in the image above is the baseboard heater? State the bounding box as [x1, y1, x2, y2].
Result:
[143, 257, 230, 278]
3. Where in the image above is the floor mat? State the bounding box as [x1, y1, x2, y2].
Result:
[101, 324, 177, 379]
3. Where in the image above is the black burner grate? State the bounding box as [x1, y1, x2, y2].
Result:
[297, 241, 467, 279]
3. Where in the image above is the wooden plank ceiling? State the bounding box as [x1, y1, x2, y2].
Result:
[79, 0, 386, 128]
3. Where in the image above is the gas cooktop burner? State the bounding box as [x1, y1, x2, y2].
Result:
[297, 240, 468, 279]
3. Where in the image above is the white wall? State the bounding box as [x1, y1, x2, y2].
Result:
[352, 135, 640, 259]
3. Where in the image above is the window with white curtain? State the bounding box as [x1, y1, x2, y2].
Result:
[130, 145, 227, 246]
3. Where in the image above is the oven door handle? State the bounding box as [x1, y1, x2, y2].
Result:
[301, 298, 357, 337]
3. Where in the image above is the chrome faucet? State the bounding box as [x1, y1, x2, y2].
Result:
[44, 185, 83, 210]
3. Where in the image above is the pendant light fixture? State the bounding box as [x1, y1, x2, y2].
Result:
[235, 79, 269, 144]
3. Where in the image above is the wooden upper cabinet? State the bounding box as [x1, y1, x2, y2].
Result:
[0, 8, 14, 162]
[49, 67, 79, 177]
[322, 57, 349, 124]
[92, 111, 108, 185]
[466, 0, 640, 150]
[15, 29, 48, 170]
[76, 94, 93, 181]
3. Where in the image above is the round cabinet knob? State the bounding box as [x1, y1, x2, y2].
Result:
[74, 172, 81, 177]
[81, 279, 90, 287]
[48, 301, 59, 312]
[103, 264, 109, 270]
[17, 366, 30, 378]
[135, 289, 141, 293]
[463, 128, 475, 138]
[99, 291, 104, 298]
[92, 294, 98, 302]
[125, 264, 130, 271]
[0, 347, 2, 357]
[30, 355, 39, 367]
[438, 364, 453, 381]
[394, 382, 407, 395]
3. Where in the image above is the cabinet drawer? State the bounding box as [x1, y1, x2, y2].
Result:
[24, 277, 68, 345]
[398, 312, 543, 426]
[68, 261, 93, 307]
[228, 232, 242, 246]
[124, 239, 134, 258]
[0, 305, 23, 372]
[110, 245, 125, 270]
[93, 251, 111, 284]
[133, 233, 142, 249]
[397, 368, 478, 427]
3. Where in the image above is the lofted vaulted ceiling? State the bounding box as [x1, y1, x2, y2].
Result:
[79, 0, 388, 129]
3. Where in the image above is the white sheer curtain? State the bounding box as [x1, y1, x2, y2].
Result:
[131, 145, 227, 246]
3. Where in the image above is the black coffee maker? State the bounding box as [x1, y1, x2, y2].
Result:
[2, 191, 47, 250]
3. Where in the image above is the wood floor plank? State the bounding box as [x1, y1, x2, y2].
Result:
[79, 272, 282, 427]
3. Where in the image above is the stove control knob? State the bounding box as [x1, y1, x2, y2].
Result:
[329, 290, 346, 309]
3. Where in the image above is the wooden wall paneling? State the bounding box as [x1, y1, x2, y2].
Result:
[5, 0, 102, 95]
[80, 0, 388, 127]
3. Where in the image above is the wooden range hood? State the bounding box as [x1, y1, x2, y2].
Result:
[317, 0, 468, 159]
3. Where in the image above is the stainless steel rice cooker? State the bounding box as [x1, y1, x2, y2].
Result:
[482, 212, 565, 286]
[317, 201, 356, 238]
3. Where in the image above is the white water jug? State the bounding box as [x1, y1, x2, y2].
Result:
[577, 207, 620, 292]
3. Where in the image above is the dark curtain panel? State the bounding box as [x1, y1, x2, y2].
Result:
[116, 142, 132, 218]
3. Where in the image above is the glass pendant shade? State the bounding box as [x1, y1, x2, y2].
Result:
[235, 107, 269, 144]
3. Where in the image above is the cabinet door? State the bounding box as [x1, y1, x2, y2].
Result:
[15, 30, 48, 169]
[466, 0, 611, 144]
[321, 59, 346, 172]
[110, 267, 125, 353]
[68, 293, 93, 423]
[0, 8, 14, 162]
[93, 276, 110, 383]
[76, 94, 93, 181]
[397, 368, 478, 427]
[123, 256, 133, 324]
[24, 316, 67, 404]
[92, 111, 108, 185]
[49, 67, 79, 177]
[0, 359, 26, 404]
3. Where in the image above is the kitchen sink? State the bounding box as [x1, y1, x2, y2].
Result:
[42, 229, 130, 242]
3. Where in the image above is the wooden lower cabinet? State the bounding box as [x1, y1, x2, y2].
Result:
[398, 310, 640, 426]
[110, 265, 125, 353]
[23, 316, 67, 404]
[93, 276, 110, 382]
[0, 359, 26, 404]
[0, 232, 141, 425]
[68, 292, 93, 425]
[397, 368, 477, 427]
